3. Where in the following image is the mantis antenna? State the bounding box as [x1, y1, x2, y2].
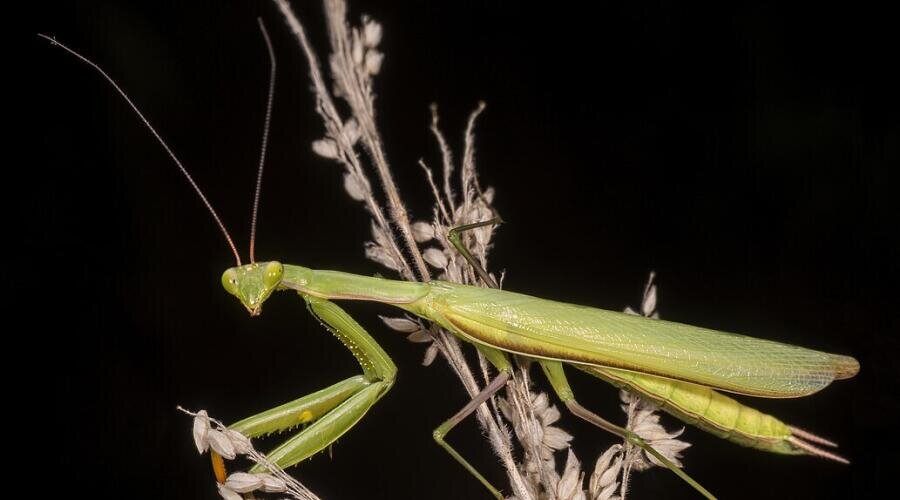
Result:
[249, 18, 276, 264]
[37, 32, 244, 266]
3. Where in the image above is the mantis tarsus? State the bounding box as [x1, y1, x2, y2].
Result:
[42, 24, 860, 500]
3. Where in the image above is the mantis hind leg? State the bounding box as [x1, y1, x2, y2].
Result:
[213, 295, 397, 479]
[539, 360, 717, 500]
[432, 367, 510, 500]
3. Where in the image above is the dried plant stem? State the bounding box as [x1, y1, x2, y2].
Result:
[428, 104, 457, 214]
[273, 0, 413, 282]
[321, 0, 432, 282]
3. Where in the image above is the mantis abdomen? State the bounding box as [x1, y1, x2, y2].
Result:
[581, 366, 834, 457]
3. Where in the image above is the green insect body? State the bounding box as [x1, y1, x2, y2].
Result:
[220, 262, 857, 486]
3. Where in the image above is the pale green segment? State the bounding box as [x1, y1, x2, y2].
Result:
[282, 265, 430, 304]
[580, 366, 800, 455]
[249, 382, 385, 473]
[230, 375, 370, 438]
[409, 281, 857, 398]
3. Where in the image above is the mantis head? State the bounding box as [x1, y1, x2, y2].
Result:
[221, 261, 284, 316]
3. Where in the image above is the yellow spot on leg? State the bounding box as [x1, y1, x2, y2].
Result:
[298, 410, 314, 424]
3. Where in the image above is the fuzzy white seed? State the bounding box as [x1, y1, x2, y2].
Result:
[541, 404, 561, 426]
[422, 344, 439, 366]
[192, 410, 210, 454]
[363, 19, 383, 47]
[598, 488, 621, 500]
[343, 118, 361, 146]
[598, 457, 622, 489]
[556, 449, 582, 499]
[379, 316, 420, 333]
[343, 172, 367, 201]
[312, 139, 339, 159]
[423, 248, 448, 268]
[371, 221, 391, 247]
[365, 243, 400, 271]
[543, 425, 574, 450]
[365, 50, 384, 75]
[217, 484, 243, 500]
[207, 429, 236, 460]
[590, 445, 622, 491]
[411, 221, 435, 242]
[532, 392, 550, 414]
[483, 186, 496, 204]
[224, 429, 253, 455]
[259, 474, 288, 493]
[406, 330, 432, 343]
[225, 472, 263, 493]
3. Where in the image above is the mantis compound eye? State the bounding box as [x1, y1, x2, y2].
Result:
[221, 268, 240, 296]
[263, 261, 284, 288]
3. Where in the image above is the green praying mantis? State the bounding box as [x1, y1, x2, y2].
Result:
[41, 25, 860, 500]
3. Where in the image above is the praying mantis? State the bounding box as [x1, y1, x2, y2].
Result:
[40, 13, 861, 500]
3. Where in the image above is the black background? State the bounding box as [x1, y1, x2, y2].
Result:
[26, 1, 896, 498]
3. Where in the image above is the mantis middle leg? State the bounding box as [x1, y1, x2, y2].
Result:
[213, 294, 397, 479]
[431, 344, 512, 500]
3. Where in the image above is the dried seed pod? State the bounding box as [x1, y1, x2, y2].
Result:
[343, 118, 361, 145]
[423, 248, 448, 268]
[259, 474, 288, 493]
[379, 316, 420, 333]
[217, 484, 242, 500]
[224, 429, 253, 455]
[543, 425, 574, 451]
[406, 330, 431, 343]
[192, 410, 210, 453]
[411, 221, 435, 242]
[365, 50, 384, 75]
[363, 17, 383, 47]
[556, 449, 583, 500]
[225, 472, 263, 493]
[312, 138, 339, 159]
[365, 242, 400, 271]
[207, 429, 236, 460]
[590, 445, 622, 496]
[343, 172, 366, 201]
[422, 344, 439, 366]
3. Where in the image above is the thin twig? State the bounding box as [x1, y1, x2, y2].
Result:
[273, 0, 413, 282]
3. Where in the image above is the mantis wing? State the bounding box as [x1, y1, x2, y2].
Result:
[431, 284, 858, 398]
